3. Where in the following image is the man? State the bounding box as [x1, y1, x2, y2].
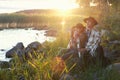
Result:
[80, 17, 110, 67]
[84, 17, 103, 56]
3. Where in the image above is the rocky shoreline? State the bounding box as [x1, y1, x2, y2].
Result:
[0, 41, 45, 68]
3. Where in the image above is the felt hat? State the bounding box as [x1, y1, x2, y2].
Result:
[84, 17, 98, 25]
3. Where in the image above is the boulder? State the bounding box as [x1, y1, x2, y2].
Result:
[104, 43, 120, 62]
[25, 41, 44, 59]
[107, 63, 120, 73]
[0, 49, 5, 51]
[6, 42, 25, 58]
[103, 40, 120, 62]
[0, 61, 10, 69]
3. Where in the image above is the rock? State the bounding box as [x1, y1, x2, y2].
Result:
[103, 40, 120, 62]
[0, 28, 4, 31]
[104, 47, 120, 62]
[107, 63, 120, 73]
[0, 61, 10, 69]
[6, 42, 25, 58]
[0, 49, 5, 51]
[103, 47, 111, 58]
[109, 40, 120, 44]
[25, 41, 44, 59]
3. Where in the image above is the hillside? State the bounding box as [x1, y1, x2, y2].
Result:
[15, 9, 60, 15]
[15, 8, 98, 15]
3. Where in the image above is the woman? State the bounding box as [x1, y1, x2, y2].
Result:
[60, 23, 88, 60]
[68, 23, 87, 50]
[54, 23, 88, 76]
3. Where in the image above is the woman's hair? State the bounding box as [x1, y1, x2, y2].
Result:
[71, 23, 85, 38]
[75, 23, 85, 33]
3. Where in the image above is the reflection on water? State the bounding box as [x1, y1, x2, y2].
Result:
[0, 28, 55, 61]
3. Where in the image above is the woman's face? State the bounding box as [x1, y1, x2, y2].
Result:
[73, 28, 79, 38]
[79, 27, 84, 33]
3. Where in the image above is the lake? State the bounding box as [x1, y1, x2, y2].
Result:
[0, 28, 55, 61]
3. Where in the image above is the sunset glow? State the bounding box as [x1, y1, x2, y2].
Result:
[50, 0, 79, 10]
[61, 21, 65, 25]
[0, 0, 79, 13]
[90, 2, 98, 6]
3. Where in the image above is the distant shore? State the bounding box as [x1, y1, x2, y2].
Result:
[0, 26, 58, 37]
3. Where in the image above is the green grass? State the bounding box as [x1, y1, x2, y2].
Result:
[0, 31, 120, 80]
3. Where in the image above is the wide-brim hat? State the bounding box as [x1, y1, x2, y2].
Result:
[84, 17, 98, 25]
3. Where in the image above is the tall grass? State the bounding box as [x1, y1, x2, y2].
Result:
[0, 30, 120, 80]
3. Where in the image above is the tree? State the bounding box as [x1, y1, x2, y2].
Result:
[108, 0, 120, 11]
[93, 0, 120, 11]
[76, 0, 91, 8]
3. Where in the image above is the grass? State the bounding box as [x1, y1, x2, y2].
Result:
[0, 30, 120, 80]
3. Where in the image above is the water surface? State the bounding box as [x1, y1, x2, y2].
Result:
[0, 28, 55, 61]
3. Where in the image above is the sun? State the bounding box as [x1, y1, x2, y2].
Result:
[0, 0, 79, 13]
[50, 0, 79, 16]
[32, 0, 79, 11]
[51, 0, 79, 10]
[25, 0, 79, 15]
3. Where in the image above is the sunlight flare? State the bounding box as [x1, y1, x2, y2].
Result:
[61, 20, 66, 31]
[61, 21, 66, 26]
[49, 0, 79, 10]
[90, 2, 98, 6]
[0, 0, 79, 13]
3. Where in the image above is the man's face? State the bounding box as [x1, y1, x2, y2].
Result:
[86, 20, 93, 29]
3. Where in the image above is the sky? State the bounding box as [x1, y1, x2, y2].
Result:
[0, 0, 79, 13]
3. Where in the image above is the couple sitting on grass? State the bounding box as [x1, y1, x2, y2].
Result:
[57, 17, 110, 71]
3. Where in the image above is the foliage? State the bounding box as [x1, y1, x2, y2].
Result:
[76, 0, 91, 7]
[76, 0, 120, 11]
[102, 13, 120, 41]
